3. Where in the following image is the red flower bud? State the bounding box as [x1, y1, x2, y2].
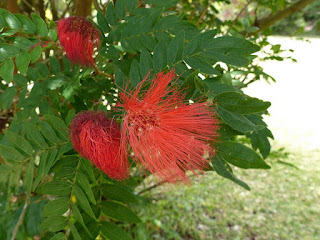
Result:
[119, 70, 220, 183]
[70, 111, 129, 180]
[57, 16, 99, 67]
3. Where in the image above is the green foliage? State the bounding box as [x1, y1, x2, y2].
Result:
[0, 2, 275, 239]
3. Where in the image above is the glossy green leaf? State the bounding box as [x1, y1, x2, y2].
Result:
[73, 184, 97, 221]
[71, 203, 93, 238]
[13, 36, 34, 50]
[185, 56, 219, 75]
[37, 121, 60, 144]
[40, 216, 67, 232]
[204, 78, 240, 95]
[37, 180, 72, 196]
[97, 11, 110, 33]
[43, 115, 68, 141]
[15, 50, 30, 74]
[101, 183, 138, 203]
[0, 86, 17, 111]
[3, 130, 34, 156]
[115, 0, 126, 19]
[168, 30, 185, 64]
[101, 221, 132, 240]
[217, 106, 264, 133]
[14, 14, 36, 34]
[153, 40, 167, 71]
[70, 221, 82, 240]
[106, 2, 116, 25]
[0, 43, 20, 59]
[76, 170, 96, 204]
[43, 197, 69, 217]
[24, 121, 48, 149]
[48, 29, 57, 41]
[212, 156, 250, 190]
[0, 144, 24, 164]
[216, 141, 271, 169]
[247, 128, 272, 159]
[101, 201, 141, 223]
[30, 45, 42, 63]
[25, 157, 35, 197]
[49, 232, 65, 240]
[0, 8, 21, 29]
[130, 59, 141, 87]
[215, 92, 271, 114]
[31, 13, 48, 37]
[0, 58, 14, 83]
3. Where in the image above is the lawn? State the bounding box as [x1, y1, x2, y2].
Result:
[138, 143, 320, 240]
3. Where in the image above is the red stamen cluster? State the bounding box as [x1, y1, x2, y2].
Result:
[57, 16, 99, 67]
[70, 111, 129, 180]
[119, 70, 220, 183]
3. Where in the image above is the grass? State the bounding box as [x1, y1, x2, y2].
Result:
[138, 143, 320, 240]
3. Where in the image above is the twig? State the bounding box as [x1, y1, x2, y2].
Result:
[196, 1, 212, 27]
[234, 0, 254, 22]
[94, 65, 114, 80]
[10, 200, 29, 240]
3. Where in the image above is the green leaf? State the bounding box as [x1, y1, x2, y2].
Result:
[14, 74, 28, 87]
[101, 183, 137, 203]
[0, 8, 21, 30]
[115, 68, 126, 88]
[0, 43, 20, 59]
[36, 62, 50, 78]
[70, 221, 82, 240]
[140, 49, 153, 78]
[49, 57, 61, 75]
[73, 184, 97, 221]
[48, 29, 57, 41]
[115, 0, 126, 19]
[43, 149, 58, 177]
[40, 216, 67, 232]
[0, 15, 5, 30]
[80, 157, 96, 184]
[101, 221, 132, 240]
[15, 50, 31, 74]
[106, 3, 116, 26]
[25, 157, 35, 197]
[212, 156, 250, 190]
[12, 36, 34, 50]
[43, 197, 69, 217]
[101, 201, 141, 223]
[247, 128, 272, 159]
[0, 58, 14, 83]
[185, 56, 219, 75]
[203, 49, 249, 67]
[24, 121, 48, 149]
[140, 34, 157, 51]
[14, 14, 36, 34]
[130, 59, 140, 87]
[97, 11, 110, 33]
[216, 141, 271, 169]
[33, 151, 48, 190]
[127, 0, 137, 10]
[76, 170, 96, 204]
[184, 29, 218, 56]
[37, 180, 72, 196]
[3, 130, 34, 156]
[0, 144, 24, 164]
[37, 121, 60, 144]
[168, 30, 184, 64]
[44, 114, 69, 141]
[71, 203, 93, 238]
[31, 13, 48, 37]
[204, 78, 240, 95]
[217, 106, 263, 133]
[29, 45, 42, 63]
[49, 232, 65, 240]
[153, 40, 167, 71]
[0, 86, 17, 111]
[215, 92, 271, 114]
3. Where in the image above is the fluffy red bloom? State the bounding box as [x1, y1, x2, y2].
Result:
[119, 70, 220, 183]
[70, 111, 129, 180]
[57, 16, 99, 67]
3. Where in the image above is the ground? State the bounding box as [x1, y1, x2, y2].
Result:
[139, 37, 320, 240]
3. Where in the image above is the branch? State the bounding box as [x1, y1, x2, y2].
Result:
[233, 0, 254, 22]
[196, 1, 211, 27]
[256, 0, 316, 32]
[10, 200, 29, 240]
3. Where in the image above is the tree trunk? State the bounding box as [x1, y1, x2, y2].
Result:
[75, 0, 93, 17]
[7, 0, 18, 13]
[256, 0, 316, 32]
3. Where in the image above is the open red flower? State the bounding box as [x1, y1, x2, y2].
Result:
[119, 70, 220, 183]
[57, 16, 99, 67]
[70, 111, 129, 180]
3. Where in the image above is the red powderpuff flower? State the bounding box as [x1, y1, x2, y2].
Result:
[70, 111, 129, 180]
[57, 16, 99, 67]
[119, 70, 220, 183]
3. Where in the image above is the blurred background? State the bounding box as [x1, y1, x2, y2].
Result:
[1, 0, 319, 239]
